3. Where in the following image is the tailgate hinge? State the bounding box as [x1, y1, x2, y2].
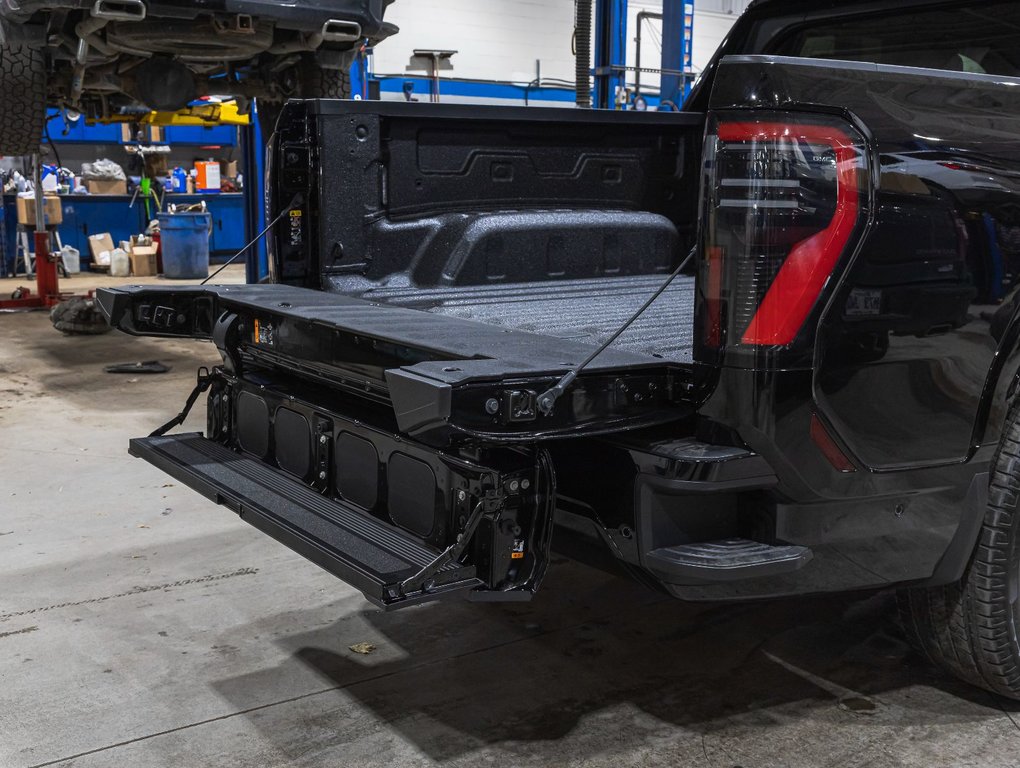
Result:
[399, 491, 503, 596]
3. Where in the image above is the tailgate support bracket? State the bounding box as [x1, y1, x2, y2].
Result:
[399, 492, 500, 596]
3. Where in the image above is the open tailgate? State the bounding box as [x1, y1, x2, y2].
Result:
[97, 283, 693, 446]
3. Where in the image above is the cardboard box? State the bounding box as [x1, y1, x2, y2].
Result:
[220, 160, 238, 179]
[16, 195, 63, 226]
[88, 233, 115, 266]
[129, 247, 159, 276]
[87, 178, 127, 195]
[128, 235, 159, 276]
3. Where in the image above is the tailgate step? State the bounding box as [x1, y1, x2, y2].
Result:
[129, 433, 482, 609]
[645, 539, 812, 583]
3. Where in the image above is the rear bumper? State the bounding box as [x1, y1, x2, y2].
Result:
[548, 428, 991, 601]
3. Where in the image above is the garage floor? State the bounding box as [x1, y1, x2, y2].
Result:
[3, 269, 1020, 768]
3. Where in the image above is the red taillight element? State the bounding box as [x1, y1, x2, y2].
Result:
[810, 413, 856, 473]
[698, 114, 866, 356]
[704, 246, 725, 347]
[718, 122, 860, 346]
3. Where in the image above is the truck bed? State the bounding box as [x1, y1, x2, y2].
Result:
[349, 274, 697, 365]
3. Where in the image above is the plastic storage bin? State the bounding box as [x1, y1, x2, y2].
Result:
[60, 246, 81, 274]
[110, 248, 130, 277]
[158, 212, 210, 279]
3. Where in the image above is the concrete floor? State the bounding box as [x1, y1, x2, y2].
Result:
[3, 269, 1020, 767]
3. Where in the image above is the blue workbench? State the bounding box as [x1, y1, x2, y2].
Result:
[2, 192, 248, 273]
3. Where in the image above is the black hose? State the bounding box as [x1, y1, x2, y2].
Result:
[43, 117, 63, 174]
[575, 0, 592, 108]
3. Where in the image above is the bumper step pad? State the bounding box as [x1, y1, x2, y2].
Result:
[645, 538, 812, 583]
[130, 433, 482, 609]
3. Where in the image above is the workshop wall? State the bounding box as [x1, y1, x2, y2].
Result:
[371, 0, 751, 100]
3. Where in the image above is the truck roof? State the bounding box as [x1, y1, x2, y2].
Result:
[747, 0, 984, 10]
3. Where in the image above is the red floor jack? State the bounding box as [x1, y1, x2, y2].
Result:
[0, 230, 69, 310]
[1, 157, 78, 311]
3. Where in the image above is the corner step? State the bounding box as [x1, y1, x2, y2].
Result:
[129, 433, 482, 609]
[645, 538, 812, 583]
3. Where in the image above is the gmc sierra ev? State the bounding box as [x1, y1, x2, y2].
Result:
[98, 0, 1020, 699]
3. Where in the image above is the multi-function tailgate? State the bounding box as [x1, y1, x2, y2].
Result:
[97, 282, 694, 609]
[98, 283, 693, 446]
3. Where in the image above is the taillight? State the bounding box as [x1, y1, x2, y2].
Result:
[696, 112, 868, 361]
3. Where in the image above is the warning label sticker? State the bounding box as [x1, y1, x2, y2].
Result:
[253, 318, 275, 346]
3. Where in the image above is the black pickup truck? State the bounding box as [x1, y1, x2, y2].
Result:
[98, 0, 1020, 699]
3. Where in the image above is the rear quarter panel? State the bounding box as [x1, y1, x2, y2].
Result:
[711, 56, 1020, 471]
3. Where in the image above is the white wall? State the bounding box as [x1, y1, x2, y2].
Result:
[372, 0, 576, 84]
[626, 1, 748, 95]
[372, 0, 750, 94]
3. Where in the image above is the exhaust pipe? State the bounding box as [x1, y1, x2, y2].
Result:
[71, 1, 145, 105]
[268, 19, 361, 55]
[320, 19, 361, 43]
[91, 0, 146, 21]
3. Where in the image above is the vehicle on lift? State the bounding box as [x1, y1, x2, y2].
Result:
[0, 0, 397, 156]
[99, 0, 1020, 700]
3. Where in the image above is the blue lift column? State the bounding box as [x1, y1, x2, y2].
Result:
[349, 46, 369, 100]
[593, 0, 627, 109]
[242, 102, 267, 283]
[660, 0, 695, 108]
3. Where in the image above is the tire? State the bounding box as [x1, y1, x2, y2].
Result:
[0, 43, 46, 157]
[899, 402, 1020, 698]
[50, 297, 112, 335]
[257, 57, 350, 141]
[298, 57, 351, 100]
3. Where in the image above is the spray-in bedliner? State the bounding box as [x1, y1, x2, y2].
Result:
[348, 274, 697, 365]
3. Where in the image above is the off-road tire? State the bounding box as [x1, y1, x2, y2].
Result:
[257, 59, 350, 141]
[50, 297, 112, 335]
[298, 59, 351, 100]
[0, 43, 46, 157]
[899, 404, 1020, 698]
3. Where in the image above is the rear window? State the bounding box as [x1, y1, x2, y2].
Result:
[772, 2, 1020, 77]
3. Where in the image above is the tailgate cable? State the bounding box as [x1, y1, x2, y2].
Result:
[536, 246, 696, 415]
[149, 367, 213, 437]
[201, 193, 303, 285]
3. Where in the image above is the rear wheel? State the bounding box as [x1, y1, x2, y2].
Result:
[899, 403, 1020, 698]
[0, 43, 46, 157]
[257, 56, 350, 140]
[298, 56, 351, 100]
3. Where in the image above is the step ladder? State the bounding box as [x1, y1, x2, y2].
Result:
[14, 225, 68, 279]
